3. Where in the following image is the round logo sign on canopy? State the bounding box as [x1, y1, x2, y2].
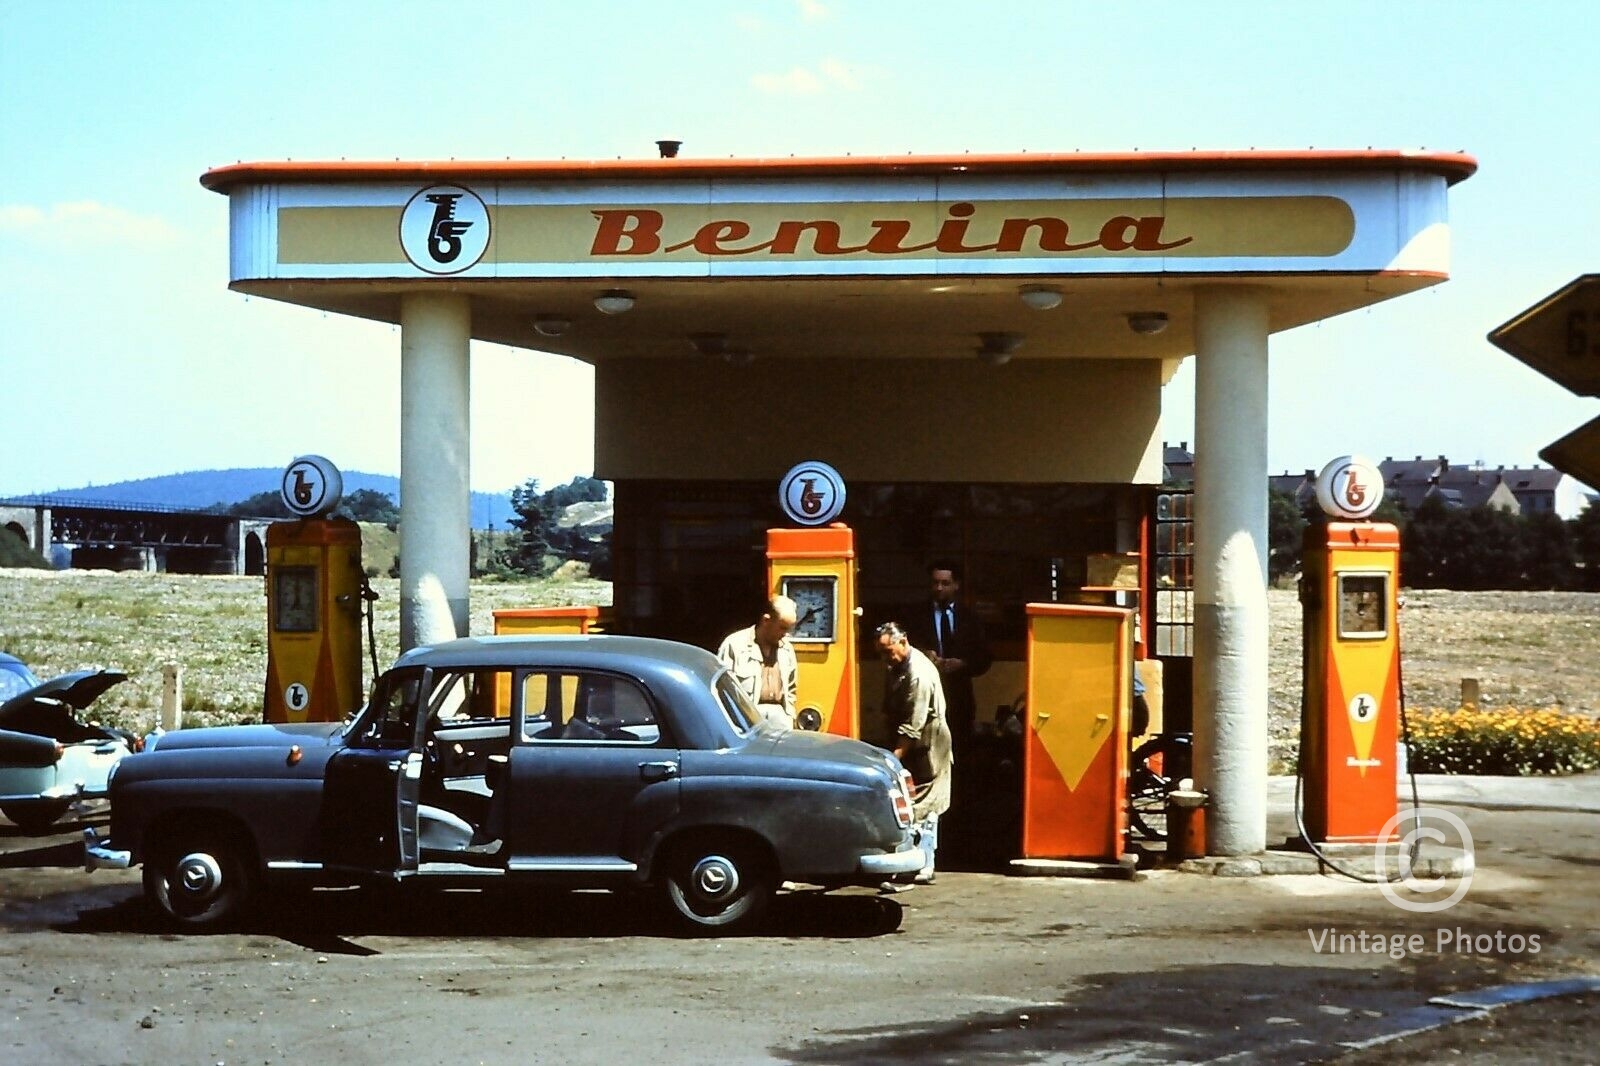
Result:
[281, 455, 344, 518]
[1313, 454, 1384, 520]
[779, 461, 846, 526]
[399, 185, 491, 275]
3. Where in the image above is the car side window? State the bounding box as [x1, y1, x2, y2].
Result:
[427, 669, 506, 725]
[358, 668, 425, 748]
[520, 672, 661, 745]
[714, 671, 760, 734]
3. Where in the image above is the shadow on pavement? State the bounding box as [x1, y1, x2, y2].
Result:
[778, 962, 1447, 1065]
[45, 882, 905, 946]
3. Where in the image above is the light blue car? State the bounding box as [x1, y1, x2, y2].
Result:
[0, 658, 135, 834]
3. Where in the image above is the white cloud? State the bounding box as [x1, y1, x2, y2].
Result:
[816, 57, 860, 90]
[0, 201, 179, 245]
[798, 0, 831, 21]
[734, 13, 766, 32]
[753, 66, 826, 95]
[751, 57, 863, 95]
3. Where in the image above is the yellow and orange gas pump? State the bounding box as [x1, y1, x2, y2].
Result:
[1299, 456, 1400, 843]
[264, 456, 367, 724]
[766, 525, 859, 737]
[1018, 603, 1133, 862]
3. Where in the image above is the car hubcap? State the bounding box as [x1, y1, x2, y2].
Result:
[689, 855, 740, 902]
[174, 852, 223, 902]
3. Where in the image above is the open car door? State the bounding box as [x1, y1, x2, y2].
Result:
[321, 667, 426, 875]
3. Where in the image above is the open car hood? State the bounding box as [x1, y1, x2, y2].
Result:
[0, 670, 130, 742]
[0, 669, 128, 715]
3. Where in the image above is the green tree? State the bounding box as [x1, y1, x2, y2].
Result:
[336, 489, 400, 525]
[213, 487, 397, 524]
[1572, 504, 1600, 590]
[216, 490, 291, 518]
[506, 479, 553, 576]
[1267, 489, 1307, 583]
[1519, 511, 1574, 589]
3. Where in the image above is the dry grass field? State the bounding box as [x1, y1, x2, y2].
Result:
[2, 569, 1596, 767]
[0, 568, 609, 728]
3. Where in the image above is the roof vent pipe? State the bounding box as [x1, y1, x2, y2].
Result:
[656, 140, 682, 159]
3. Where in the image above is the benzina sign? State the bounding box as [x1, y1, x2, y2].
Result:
[589, 201, 1189, 258]
[273, 193, 1355, 267]
[578, 195, 1354, 261]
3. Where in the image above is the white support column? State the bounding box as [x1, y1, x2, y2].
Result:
[399, 292, 471, 651]
[1192, 286, 1271, 856]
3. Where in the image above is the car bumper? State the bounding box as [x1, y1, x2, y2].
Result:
[83, 827, 131, 872]
[858, 841, 926, 877]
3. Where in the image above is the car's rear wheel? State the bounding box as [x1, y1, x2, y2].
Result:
[662, 838, 774, 935]
[143, 826, 255, 929]
[1, 799, 73, 835]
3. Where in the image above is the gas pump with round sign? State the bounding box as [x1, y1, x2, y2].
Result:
[265, 456, 368, 724]
[1299, 455, 1401, 843]
[767, 461, 859, 737]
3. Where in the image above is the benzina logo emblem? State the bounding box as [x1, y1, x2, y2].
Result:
[400, 185, 490, 274]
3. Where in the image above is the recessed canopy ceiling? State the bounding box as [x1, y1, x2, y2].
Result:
[235, 271, 1442, 365]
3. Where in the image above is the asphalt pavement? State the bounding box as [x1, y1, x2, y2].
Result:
[0, 772, 1595, 1064]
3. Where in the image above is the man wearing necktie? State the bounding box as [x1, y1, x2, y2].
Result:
[906, 560, 991, 761]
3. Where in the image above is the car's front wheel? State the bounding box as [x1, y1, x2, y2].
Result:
[1, 799, 73, 835]
[662, 838, 775, 935]
[143, 826, 256, 929]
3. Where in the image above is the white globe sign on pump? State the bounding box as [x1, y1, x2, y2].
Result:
[1313, 455, 1384, 520]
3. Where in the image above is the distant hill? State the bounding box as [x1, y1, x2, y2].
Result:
[26, 469, 517, 529]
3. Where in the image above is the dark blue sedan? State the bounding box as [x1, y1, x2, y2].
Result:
[87, 635, 922, 932]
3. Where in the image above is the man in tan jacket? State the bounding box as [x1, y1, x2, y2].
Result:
[875, 621, 952, 887]
[716, 596, 799, 729]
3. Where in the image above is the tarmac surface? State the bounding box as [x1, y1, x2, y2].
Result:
[0, 772, 1595, 1064]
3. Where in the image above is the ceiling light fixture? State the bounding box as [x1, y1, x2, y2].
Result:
[594, 289, 636, 315]
[976, 330, 1024, 366]
[1126, 311, 1169, 335]
[532, 314, 571, 337]
[1019, 284, 1063, 311]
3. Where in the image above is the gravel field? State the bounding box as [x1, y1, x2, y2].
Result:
[2, 570, 1597, 768]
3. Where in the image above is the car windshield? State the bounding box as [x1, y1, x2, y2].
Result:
[713, 670, 761, 735]
[346, 666, 426, 746]
[0, 661, 41, 703]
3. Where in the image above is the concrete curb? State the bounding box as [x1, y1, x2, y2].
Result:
[1176, 845, 1472, 879]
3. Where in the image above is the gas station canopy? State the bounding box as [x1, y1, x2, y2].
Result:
[202, 148, 1479, 859]
[201, 150, 1476, 366]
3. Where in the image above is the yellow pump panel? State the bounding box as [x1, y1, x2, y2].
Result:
[265, 518, 365, 723]
[766, 526, 859, 738]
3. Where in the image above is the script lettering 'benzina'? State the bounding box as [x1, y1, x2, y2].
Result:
[589, 201, 1193, 258]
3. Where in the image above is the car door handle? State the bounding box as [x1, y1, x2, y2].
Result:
[639, 761, 679, 782]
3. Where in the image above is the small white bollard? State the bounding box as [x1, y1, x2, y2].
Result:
[160, 663, 183, 732]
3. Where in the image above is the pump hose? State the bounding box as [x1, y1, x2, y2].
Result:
[1291, 592, 1424, 884]
[360, 575, 380, 683]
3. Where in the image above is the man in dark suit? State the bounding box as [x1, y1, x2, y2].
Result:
[905, 560, 991, 759]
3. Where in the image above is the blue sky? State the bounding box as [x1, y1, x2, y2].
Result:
[2, 1, 1596, 497]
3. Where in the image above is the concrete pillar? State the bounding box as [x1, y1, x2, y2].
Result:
[1192, 286, 1271, 856]
[399, 292, 472, 651]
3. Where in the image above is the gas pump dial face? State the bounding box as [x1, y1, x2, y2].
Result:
[274, 567, 320, 633]
[783, 576, 837, 643]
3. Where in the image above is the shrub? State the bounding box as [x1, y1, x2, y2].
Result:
[1404, 706, 1600, 775]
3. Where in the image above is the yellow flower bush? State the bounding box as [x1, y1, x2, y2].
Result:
[1404, 706, 1600, 775]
